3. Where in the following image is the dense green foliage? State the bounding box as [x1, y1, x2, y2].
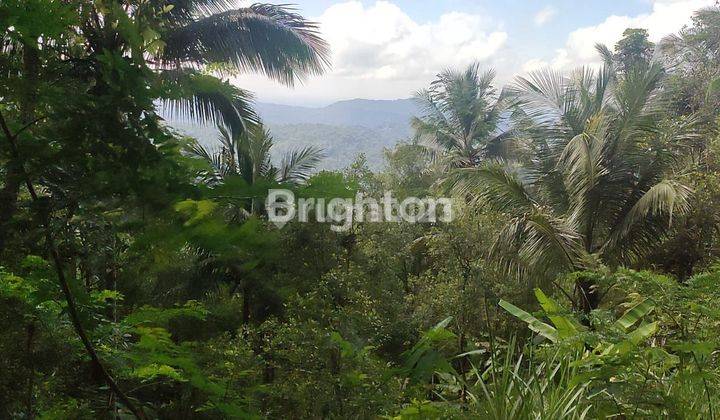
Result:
[1, 2, 720, 419]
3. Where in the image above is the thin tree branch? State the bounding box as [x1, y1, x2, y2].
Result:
[0, 110, 146, 420]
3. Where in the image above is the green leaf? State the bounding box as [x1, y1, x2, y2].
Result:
[615, 299, 655, 331]
[534, 288, 579, 339]
[670, 341, 717, 358]
[627, 321, 658, 345]
[133, 363, 185, 381]
[174, 199, 217, 226]
[706, 77, 720, 102]
[499, 299, 558, 343]
[92, 289, 124, 304]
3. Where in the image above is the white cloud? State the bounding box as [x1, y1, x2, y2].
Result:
[230, 1, 508, 104]
[532, 0, 713, 70]
[230, 0, 710, 104]
[534, 6, 557, 26]
[318, 1, 507, 81]
[522, 58, 549, 73]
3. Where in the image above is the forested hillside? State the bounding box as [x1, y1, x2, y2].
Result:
[1, 1, 720, 419]
[168, 99, 417, 169]
[254, 99, 418, 126]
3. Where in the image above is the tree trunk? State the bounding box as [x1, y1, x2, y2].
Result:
[0, 43, 39, 252]
[0, 159, 22, 253]
[0, 112, 147, 419]
[242, 284, 251, 324]
[25, 322, 35, 419]
[575, 277, 600, 314]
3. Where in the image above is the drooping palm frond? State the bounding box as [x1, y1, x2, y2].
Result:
[186, 139, 227, 185]
[559, 133, 606, 200]
[595, 43, 616, 72]
[161, 3, 330, 86]
[491, 210, 585, 281]
[158, 69, 257, 137]
[279, 146, 324, 184]
[519, 211, 585, 273]
[602, 179, 692, 258]
[444, 161, 537, 216]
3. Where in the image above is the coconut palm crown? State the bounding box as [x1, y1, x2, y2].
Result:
[411, 63, 514, 169]
[445, 62, 702, 311]
[188, 123, 323, 187]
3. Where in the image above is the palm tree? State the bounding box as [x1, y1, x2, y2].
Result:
[154, 2, 330, 134]
[185, 124, 321, 325]
[0, 1, 330, 248]
[446, 63, 701, 313]
[1, 3, 328, 416]
[188, 122, 323, 213]
[411, 63, 514, 169]
[190, 123, 323, 185]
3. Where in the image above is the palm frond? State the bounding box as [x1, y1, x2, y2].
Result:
[161, 3, 330, 86]
[509, 68, 575, 134]
[445, 161, 537, 216]
[158, 69, 257, 137]
[247, 125, 274, 182]
[610, 63, 664, 134]
[185, 138, 227, 185]
[595, 43, 615, 71]
[279, 146, 324, 184]
[151, 0, 236, 24]
[603, 179, 692, 258]
[491, 210, 585, 280]
[558, 124, 609, 231]
[412, 63, 508, 168]
[412, 88, 464, 153]
[520, 211, 585, 273]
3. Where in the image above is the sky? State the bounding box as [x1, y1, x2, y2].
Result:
[233, 0, 716, 106]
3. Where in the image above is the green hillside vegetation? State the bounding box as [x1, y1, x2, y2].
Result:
[268, 122, 409, 169]
[168, 102, 415, 170]
[1, 2, 720, 419]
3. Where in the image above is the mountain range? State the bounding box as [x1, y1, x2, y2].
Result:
[166, 98, 420, 170]
[254, 98, 418, 127]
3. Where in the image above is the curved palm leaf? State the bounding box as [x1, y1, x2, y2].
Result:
[602, 179, 692, 256]
[186, 140, 227, 185]
[158, 69, 257, 136]
[491, 210, 585, 280]
[595, 43, 616, 71]
[279, 146, 325, 184]
[445, 161, 537, 216]
[186, 121, 322, 188]
[161, 3, 330, 86]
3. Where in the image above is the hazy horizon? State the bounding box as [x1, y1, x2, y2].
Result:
[256, 97, 413, 107]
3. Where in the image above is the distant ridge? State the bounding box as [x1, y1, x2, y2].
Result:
[167, 98, 421, 170]
[254, 98, 419, 127]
